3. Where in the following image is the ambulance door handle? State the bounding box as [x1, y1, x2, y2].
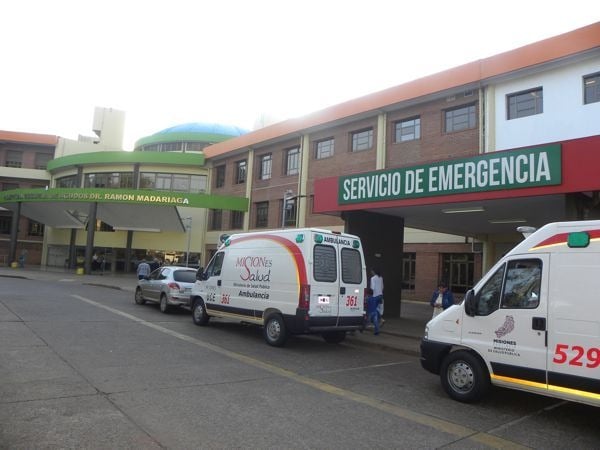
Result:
[340, 287, 346, 295]
[532, 317, 546, 331]
[217, 280, 221, 286]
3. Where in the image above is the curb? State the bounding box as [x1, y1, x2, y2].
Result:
[83, 282, 123, 290]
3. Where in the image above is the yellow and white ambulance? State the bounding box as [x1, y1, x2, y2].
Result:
[421, 220, 600, 407]
[191, 228, 366, 346]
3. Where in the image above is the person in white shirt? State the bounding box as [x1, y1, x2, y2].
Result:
[370, 268, 384, 326]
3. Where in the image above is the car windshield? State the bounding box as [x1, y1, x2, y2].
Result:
[173, 270, 197, 283]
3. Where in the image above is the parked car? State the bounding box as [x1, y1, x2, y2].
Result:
[135, 266, 197, 313]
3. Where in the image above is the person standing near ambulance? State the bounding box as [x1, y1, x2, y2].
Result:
[370, 268, 384, 326]
[430, 280, 454, 318]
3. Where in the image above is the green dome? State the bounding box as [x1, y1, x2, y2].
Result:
[134, 122, 248, 150]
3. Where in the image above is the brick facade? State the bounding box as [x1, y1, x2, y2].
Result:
[0, 142, 53, 266]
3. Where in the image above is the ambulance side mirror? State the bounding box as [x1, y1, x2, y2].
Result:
[464, 289, 476, 317]
[196, 268, 207, 281]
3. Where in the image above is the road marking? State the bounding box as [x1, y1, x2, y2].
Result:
[317, 361, 413, 374]
[72, 294, 528, 449]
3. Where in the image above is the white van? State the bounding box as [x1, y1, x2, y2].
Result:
[191, 228, 366, 346]
[421, 220, 600, 407]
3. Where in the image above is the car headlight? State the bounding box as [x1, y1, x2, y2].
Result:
[423, 325, 429, 340]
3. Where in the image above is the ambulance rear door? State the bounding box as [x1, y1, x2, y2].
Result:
[309, 232, 364, 321]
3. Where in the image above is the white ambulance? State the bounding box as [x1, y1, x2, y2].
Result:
[191, 228, 366, 346]
[421, 220, 600, 407]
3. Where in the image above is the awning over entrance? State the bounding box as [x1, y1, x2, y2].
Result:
[313, 136, 600, 237]
[13, 202, 183, 231]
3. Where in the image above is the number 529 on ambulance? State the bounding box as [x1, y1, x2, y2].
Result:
[421, 220, 600, 407]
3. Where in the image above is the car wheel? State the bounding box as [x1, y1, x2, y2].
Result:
[134, 288, 146, 305]
[440, 350, 489, 403]
[263, 314, 287, 347]
[192, 298, 210, 325]
[322, 331, 346, 344]
[159, 294, 171, 314]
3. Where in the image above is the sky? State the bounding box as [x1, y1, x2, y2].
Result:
[1, 1, 597, 150]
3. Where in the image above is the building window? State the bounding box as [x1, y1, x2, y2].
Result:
[155, 173, 172, 190]
[139, 173, 156, 189]
[235, 160, 247, 184]
[139, 173, 206, 193]
[0, 214, 11, 234]
[507, 87, 543, 119]
[259, 154, 272, 180]
[172, 174, 191, 192]
[28, 220, 45, 236]
[215, 165, 226, 188]
[56, 175, 79, 188]
[445, 104, 476, 132]
[401, 252, 416, 290]
[282, 197, 297, 227]
[172, 174, 207, 193]
[315, 138, 334, 159]
[584, 72, 600, 104]
[394, 117, 421, 143]
[351, 129, 373, 151]
[85, 172, 134, 189]
[285, 147, 300, 175]
[5, 150, 22, 168]
[230, 210, 244, 229]
[35, 153, 52, 170]
[442, 253, 474, 294]
[188, 175, 208, 193]
[209, 209, 222, 231]
[255, 201, 269, 228]
[2, 183, 19, 191]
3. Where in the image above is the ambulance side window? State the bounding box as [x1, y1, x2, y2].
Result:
[205, 252, 224, 278]
[501, 259, 542, 309]
[314, 244, 337, 282]
[475, 264, 505, 315]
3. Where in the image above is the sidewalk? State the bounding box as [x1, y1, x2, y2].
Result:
[0, 265, 429, 355]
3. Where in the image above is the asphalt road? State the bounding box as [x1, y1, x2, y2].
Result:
[2, 276, 599, 449]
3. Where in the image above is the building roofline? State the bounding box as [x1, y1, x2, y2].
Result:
[0, 130, 59, 146]
[47, 151, 205, 172]
[203, 21, 600, 159]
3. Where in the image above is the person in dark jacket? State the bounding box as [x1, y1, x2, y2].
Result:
[430, 281, 454, 318]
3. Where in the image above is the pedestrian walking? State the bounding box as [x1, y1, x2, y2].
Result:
[137, 260, 151, 280]
[365, 288, 381, 335]
[18, 249, 28, 268]
[370, 268, 384, 326]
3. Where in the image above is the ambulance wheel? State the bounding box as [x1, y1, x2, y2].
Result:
[322, 331, 346, 344]
[263, 314, 287, 347]
[159, 294, 171, 314]
[134, 288, 146, 305]
[192, 299, 210, 326]
[440, 350, 489, 403]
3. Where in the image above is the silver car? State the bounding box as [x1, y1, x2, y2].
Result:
[134, 266, 197, 313]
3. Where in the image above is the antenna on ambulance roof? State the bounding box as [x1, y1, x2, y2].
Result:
[517, 226, 537, 239]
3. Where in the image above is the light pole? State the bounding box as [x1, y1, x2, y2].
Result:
[183, 217, 192, 267]
[281, 190, 293, 228]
